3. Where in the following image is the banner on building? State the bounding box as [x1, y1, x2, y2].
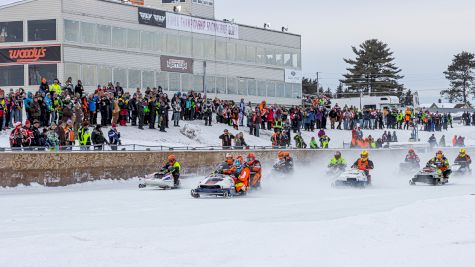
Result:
[138, 7, 167, 27]
[166, 12, 239, 39]
[0, 45, 61, 65]
[192, 0, 214, 6]
[162, 0, 185, 3]
[284, 69, 302, 84]
[161, 56, 193, 73]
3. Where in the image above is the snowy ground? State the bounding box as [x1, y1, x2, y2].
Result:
[1, 117, 475, 149]
[1, 158, 475, 267]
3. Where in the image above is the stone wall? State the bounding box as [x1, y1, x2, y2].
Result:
[0, 147, 471, 187]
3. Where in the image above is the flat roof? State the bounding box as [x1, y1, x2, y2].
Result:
[101, 0, 301, 37]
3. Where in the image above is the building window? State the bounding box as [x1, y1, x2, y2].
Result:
[216, 76, 226, 94]
[0, 65, 23, 86]
[284, 52, 292, 67]
[156, 32, 166, 52]
[113, 68, 127, 88]
[128, 69, 141, 89]
[81, 22, 96, 44]
[167, 34, 179, 55]
[265, 48, 275, 65]
[64, 20, 79, 42]
[157, 72, 168, 90]
[227, 77, 237, 95]
[169, 72, 180, 91]
[180, 35, 192, 56]
[267, 81, 275, 97]
[292, 53, 299, 68]
[96, 24, 111, 46]
[285, 83, 293, 98]
[276, 82, 285, 97]
[237, 78, 247, 95]
[248, 79, 257, 96]
[275, 51, 284, 66]
[141, 31, 155, 51]
[193, 75, 203, 92]
[193, 38, 204, 59]
[216, 41, 226, 61]
[142, 70, 155, 89]
[0, 21, 23, 43]
[292, 84, 302, 98]
[29, 64, 57, 86]
[127, 29, 140, 49]
[226, 42, 235, 61]
[81, 65, 97, 87]
[64, 63, 80, 84]
[97, 66, 112, 86]
[181, 73, 193, 91]
[246, 46, 256, 63]
[203, 39, 215, 60]
[112, 27, 127, 49]
[205, 76, 215, 94]
[256, 47, 265, 64]
[28, 19, 56, 41]
[257, 80, 266, 96]
[236, 43, 246, 62]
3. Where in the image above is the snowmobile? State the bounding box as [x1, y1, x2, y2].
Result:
[272, 159, 294, 175]
[409, 165, 449, 186]
[399, 161, 420, 175]
[331, 168, 369, 188]
[138, 170, 179, 189]
[326, 164, 346, 178]
[451, 161, 472, 177]
[190, 173, 242, 198]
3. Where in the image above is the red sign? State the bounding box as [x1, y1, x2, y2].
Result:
[0, 45, 61, 65]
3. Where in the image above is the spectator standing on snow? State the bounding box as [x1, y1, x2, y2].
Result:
[108, 124, 121, 151]
[92, 125, 108, 151]
[219, 129, 235, 149]
[78, 121, 92, 150]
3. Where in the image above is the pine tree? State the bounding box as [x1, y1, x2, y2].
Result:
[302, 77, 318, 95]
[335, 83, 344, 98]
[340, 39, 404, 97]
[441, 51, 475, 105]
[324, 87, 333, 98]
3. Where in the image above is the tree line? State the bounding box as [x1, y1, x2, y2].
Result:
[303, 38, 475, 106]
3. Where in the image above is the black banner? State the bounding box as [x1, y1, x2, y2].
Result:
[0, 45, 61, 65]
[161, 56, 193, 74]
[162, 0, 185, 3]
[138, 7, 166, 28]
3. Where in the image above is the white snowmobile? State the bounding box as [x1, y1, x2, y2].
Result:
[451, 161, 472, 177]
[331, 168, 369, 188]
[139, 170, 179, 189]
[190, 173, 238, 198]
[409, 165, 449, 186]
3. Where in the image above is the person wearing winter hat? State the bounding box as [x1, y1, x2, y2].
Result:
[91, 124, 108, 150]
[78, 121, 92, 150]
[22, 120, 34, 150]
[9, 122, 24, 149]
[64, 119, 75, 150]
[108, 123, 121, 151]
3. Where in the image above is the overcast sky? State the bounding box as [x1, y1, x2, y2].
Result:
[216, 0, 475, 103]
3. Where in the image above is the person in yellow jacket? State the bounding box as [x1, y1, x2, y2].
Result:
[49, 78, 62, 96]
[162, 154, 181, 187]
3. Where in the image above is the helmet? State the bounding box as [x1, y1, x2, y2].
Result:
[436, 150, 444, 159]
[460, 149, 466, 155]
[247, 153, 256, 162]
[225, 153, 233, 159]
[278, 151, 284, 159]
[409, 149, 415, 154]
[335, 151, 341, 159]
[361, 150, 368, 158]
[234, 156, 243, 167]
[167, 154, 176, 163]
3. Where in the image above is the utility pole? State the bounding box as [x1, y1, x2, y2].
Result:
[316, 72, 319, 95]
[203, 61, 207, 95]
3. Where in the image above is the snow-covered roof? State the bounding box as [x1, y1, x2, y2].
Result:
[435, 103, 457, 109]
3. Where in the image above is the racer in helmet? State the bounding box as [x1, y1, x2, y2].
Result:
[328, 151, 347, 169]
[351, 150, 374, 184]
[405, 149, 420, 164]
[218, 153, 234, 173]
[426, 150, 451, 178]
[222, 156, 249, 193]
[455, 149, 472, 167]
[246, 153, 262, 188]
[274, 151, 294, 171]
[161, 154, 181, 186]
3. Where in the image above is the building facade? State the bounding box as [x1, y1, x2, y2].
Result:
[0, 0, 302, 104]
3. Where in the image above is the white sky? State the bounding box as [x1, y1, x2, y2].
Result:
[216, 0, 475, 103]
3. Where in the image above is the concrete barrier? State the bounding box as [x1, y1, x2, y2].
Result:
[0, 147, 471, 187]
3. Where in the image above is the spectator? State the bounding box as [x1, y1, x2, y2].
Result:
[219, 129, 235, 148]
[108, 124, 121, 151]
[91, 125, 108, 151]
[78, 121, 92, 151]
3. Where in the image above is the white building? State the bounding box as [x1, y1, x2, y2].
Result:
[0, 0, 302, 104]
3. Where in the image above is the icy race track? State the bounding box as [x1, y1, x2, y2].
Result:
[1, 161, 475, 267]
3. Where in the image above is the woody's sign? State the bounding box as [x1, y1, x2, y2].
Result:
[0, 45, 61, 64]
